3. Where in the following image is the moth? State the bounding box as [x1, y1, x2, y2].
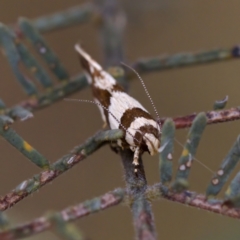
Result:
[75, 44, 161, 171]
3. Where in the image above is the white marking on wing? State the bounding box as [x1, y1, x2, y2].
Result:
[94, 71, 116, 91]
[108, 91, 148, 129]
[94, 98, 106, 123]
[126, 117, 158, 146]
[75, 44, 102, 71]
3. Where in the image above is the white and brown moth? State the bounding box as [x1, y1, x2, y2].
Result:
[75, 44, 161, 171]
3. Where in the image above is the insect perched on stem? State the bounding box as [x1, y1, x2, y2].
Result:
[74, 44, 161, 172]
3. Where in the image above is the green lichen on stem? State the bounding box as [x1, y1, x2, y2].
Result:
[19, 17, 70, 81]
[172, 113, 207, 192]
[0, 117, 50, 169]
[0, 212, 10, 231]
[213, 96, 228, 110]
[0, 188, 125, 240]
[206, 135, 240, 197]
[224, 172, 240, 208]
[4, 181, 240, 240]
[131, 47, 237, 76]
[0, 73, 88, 119]
[48, 212, 83, 240]
[15, 39, 53, 89]
[0, 129, 123, 211]
[0, 23, 37, 95]
[96, 0, 126, 67]
[8, 106, 33, 121]
[32, 3, 95, 33]
[159, 118, 175, 184]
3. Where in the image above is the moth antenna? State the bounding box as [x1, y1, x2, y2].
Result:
[120, 64, 213, 174]
[121, 62, 161, 125]
[174, 138, 214, 174]
[64, 98, 141, 144]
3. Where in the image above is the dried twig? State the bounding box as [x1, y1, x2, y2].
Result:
[13, 3, 96, 36]
[130, 46, 240, 75]
[3, 181, 240, 240]
[162, 107, 240, 129]
[0, 130, 123, 211]
[0, 189, 125, 240]
[147, 183, 240, 219]
[120, 149, 156, 240]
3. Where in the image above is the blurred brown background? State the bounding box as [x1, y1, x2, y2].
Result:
[1, 0, 240, 239]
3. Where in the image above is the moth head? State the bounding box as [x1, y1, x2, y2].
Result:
[143, 132, 161, 156]
[129, 125, 161, 156]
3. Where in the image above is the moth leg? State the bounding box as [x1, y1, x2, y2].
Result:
[102, 121, 107, 128]
[94, 98, 107, 128]
[109, 141, 120, 154]
[133, 146, 140, 166]
[117, 139, 124, 150]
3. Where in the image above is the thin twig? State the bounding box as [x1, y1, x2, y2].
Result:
[161, 107, 240, 129]
[0, 129, 123, 211]
[96, 0, 126, 67]
[0, 189, 125, 240]
[120, 149, 157, 240]
[12, 3, 96, 37]
[3, 182, 240, 240]
[130, 46, 240, 76]
[147, 183, 240, 219]
[49, 212, 83, 240]
[2, 74, 88, 116]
